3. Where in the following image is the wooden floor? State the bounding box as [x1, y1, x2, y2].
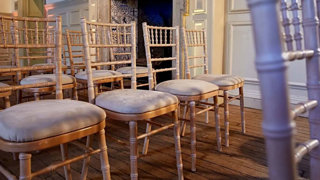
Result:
[0, 103, 311, 179]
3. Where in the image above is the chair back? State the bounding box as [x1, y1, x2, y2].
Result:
[248, 0, 320, 179]
[65, 30, 86, 76]
[0, 16, 63, 99]
[142, 23, 179, 90]
[80, 19, 137, 104]
[182, 29, 208, 79]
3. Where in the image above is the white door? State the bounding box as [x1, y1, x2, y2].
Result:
[46, 0, 89, 31]
[224, 0, 307, 108]
[184, 0, 225, 77]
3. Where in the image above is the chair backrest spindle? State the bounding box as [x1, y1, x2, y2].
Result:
[248, 0, 320, 179]
[0, 16, 63, 99]
[80, 18, 137, 104]
[142, 23, 179, 90]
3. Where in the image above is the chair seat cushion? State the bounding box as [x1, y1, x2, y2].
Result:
[75, 70, 121, 80]
[95, 89, 178, 114]
[21, 74, 74, 85]
[116, 66, 149, 74]
[155, 79, 219, 96]
[0, 100, 106, 142]
[0, 82, 9, 87]
[193, 74, 244, 87]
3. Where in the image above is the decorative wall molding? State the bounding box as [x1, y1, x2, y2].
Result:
[225, 21, 252, 74]
[228, 0, 249, 14]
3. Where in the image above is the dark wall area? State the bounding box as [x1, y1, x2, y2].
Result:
[138, 0, 173, 83]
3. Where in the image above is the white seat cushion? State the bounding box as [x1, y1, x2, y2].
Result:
[0, 82, 9, 87]
[20, 74, 74, 85]
[193, 74, 244, 87]
[0, 100, 106, 142]
[95, 89, 178, 114]
[75, 70, 121, 80]
[116, 66, 149, 74]
[155, 79, 219, 96]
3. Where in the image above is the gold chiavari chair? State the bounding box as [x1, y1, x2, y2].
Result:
[6, 16, 78, 102]
[182, 28, 245, 147]
[142, 23, 221, 172]
[0, 15, 110, 180]
[81, 18, 183, 180]
[66, 28, 124, 95]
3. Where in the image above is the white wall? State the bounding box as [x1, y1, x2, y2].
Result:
[46, 0, 64, 4]
[225, 0, 308, 110]
[0, 0, 15, 14]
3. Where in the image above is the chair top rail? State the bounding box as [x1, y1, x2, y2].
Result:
[145, 25, 177, 30]
[85, 21, 133, 27]
[0, 15, 56, 22]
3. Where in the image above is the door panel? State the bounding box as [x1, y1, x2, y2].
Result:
[225, 0, 308, 108]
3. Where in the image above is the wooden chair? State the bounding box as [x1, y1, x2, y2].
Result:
[65, 30, 90, 76]
[142, 23, 221, 172]
[182, 28, 245, 147]
[248, 0, 320, 179]
[66, 28, 124, 95]
[80, 18, 183, 180]
[0, 16, 110, 180]
[3, 16, 78, 102]
[111, 41, 155, 88]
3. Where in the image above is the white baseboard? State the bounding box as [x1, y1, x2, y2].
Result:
[229, 78, 309, 118]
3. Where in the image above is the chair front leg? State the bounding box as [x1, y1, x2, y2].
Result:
[72, 82, 78, 100]
[214, 96, 222, 152]
[189, 101, 196, 172]
[129, 121, 138, 180]
[34, 92, 40, 101]
[19, 153, 32, 180]
[98, 129, 111, 180]
[223, 90, 230, 147]
[204, 99, 209, 123]
[173, 109, 184, 180]
[239, 86, 245, 134]
[4, 96, 10, 108]
[120, 79, 124, 89]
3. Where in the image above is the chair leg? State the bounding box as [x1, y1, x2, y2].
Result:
[205, 99, 209, 123]
[142, 121, 152, 155]
[4, 96, 10, 108]
[189, 101, 196, 172]
[94, 85, 99, 96]
[120, 80, 124, 89]
[60, 144, 72, 180]
[214, 96, 222, 152]
[72, 84, 78, 100]
[98, 129, 111, 180]
[17, 90, 22, 104]
[81, 136, 92, 180]
[34, 93, 40, 101]
[129, 121, 138, 180]
[223, 91, 230, 147]
[173, 109, 184, 180]
[19, 153, 32, 180]
[181, 101, 188, 136]
[239, 86, 245, 134]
